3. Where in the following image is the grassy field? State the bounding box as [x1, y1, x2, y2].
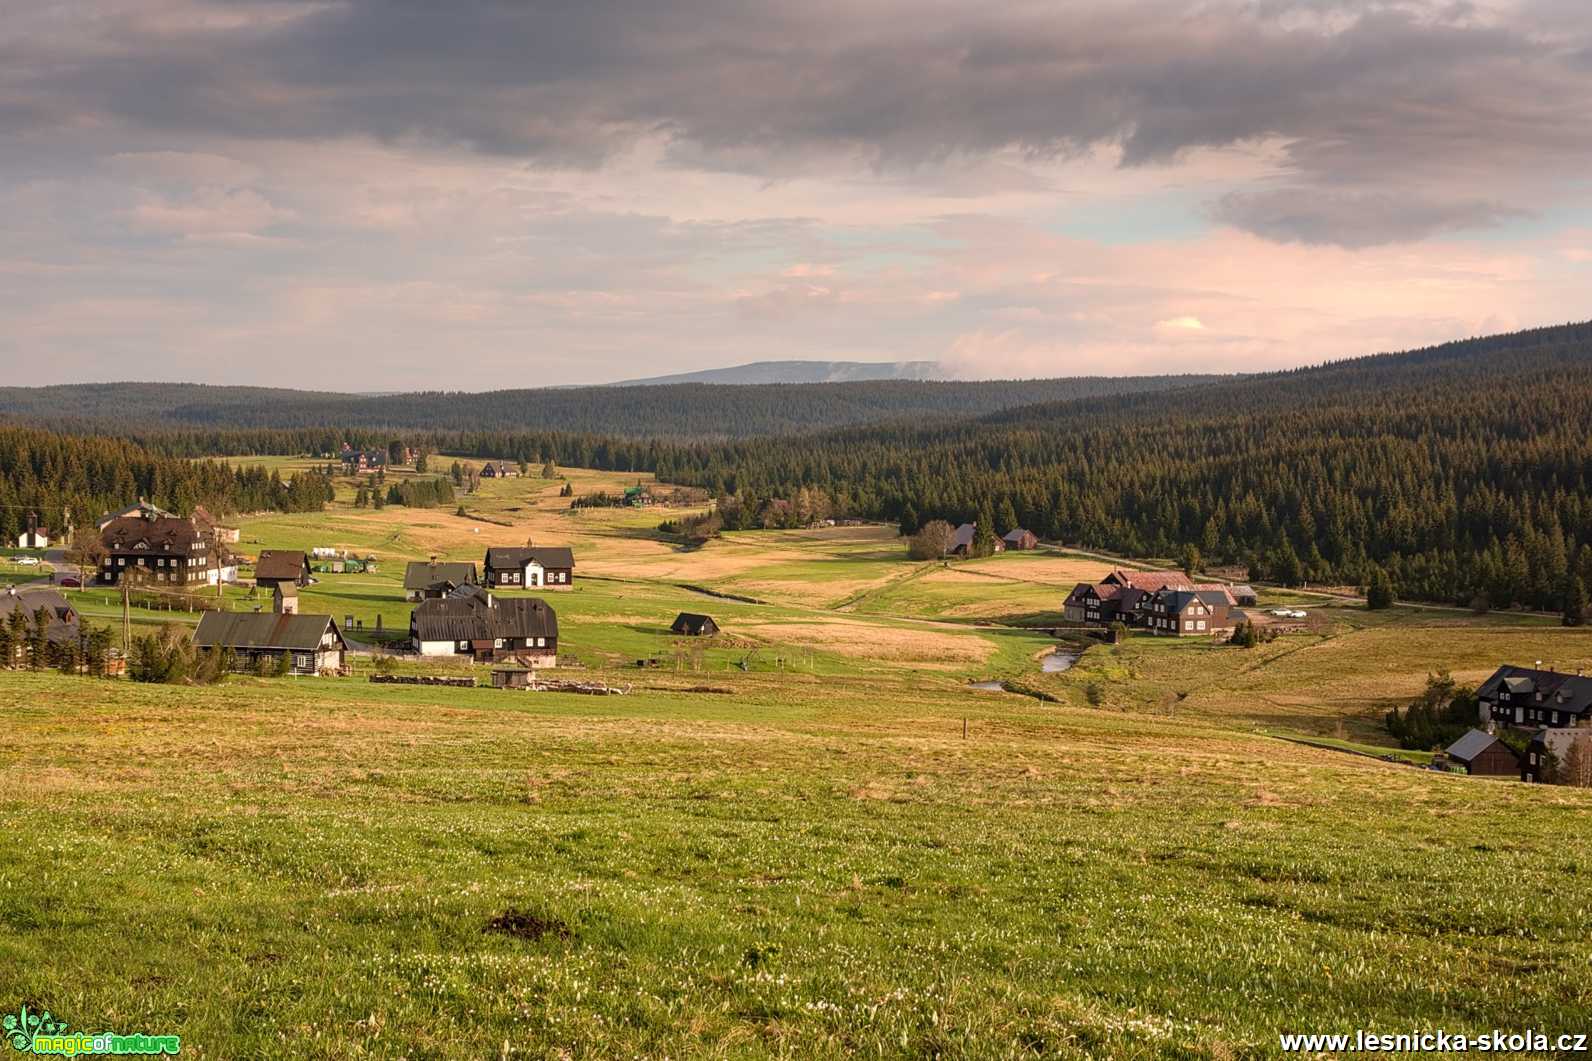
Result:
[3, 461, 1591, 1056]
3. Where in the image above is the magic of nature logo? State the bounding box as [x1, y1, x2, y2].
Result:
[4, 1004, 180, 1056]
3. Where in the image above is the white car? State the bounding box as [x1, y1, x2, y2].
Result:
[12, 556, 40, 566]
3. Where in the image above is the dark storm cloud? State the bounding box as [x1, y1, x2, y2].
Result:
[1211, 187, 1524, 246]
[3, 0, 1589, 244]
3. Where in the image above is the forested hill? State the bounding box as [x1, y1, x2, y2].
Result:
[652, 321, 1592, 610]
[0, 375, 1225, 439]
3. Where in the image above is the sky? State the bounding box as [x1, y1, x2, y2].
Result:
[1, 0, 1589, 388]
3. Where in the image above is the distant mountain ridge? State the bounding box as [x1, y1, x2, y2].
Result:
[610, 360, 949, 386]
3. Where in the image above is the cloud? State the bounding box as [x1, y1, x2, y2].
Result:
[1212, 187, 1526, 246]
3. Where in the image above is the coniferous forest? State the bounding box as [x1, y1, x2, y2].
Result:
[3, 321, 1591, 611]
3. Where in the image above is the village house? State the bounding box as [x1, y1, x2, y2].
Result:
[480, 460, 519, 479]
[410, 585, 558, 664]
[253, 549, 312, 590]
[1522, 727, 1592, 783]
[97, 508, 231, 587]
[1001, 528, 1039, 551]
[1476, 664, 1592, 730]
[403, 559, 479, 602]
[0, 586, 79, 658]
[947, 523, 1003, 557]
[339, 447, 387, 474]
[671, 613, 720, 637]
[193, 611, 348, 676]
[1144, 587, 1236, 637]
[1442, 729, 1520, 777]
[483, 546, 574, 589]
[1065, 569, 1241, 630]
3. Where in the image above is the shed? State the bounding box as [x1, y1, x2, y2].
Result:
[492, 666, 534, 689]
[1002, 528, 1039, 551]
[671, 612, 720, 637]
[1444, 729, 1520, 777]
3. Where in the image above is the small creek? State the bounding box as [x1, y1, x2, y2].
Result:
[968, 648, 1080, 690]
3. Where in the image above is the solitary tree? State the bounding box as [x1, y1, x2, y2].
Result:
[66, 527, 107, 585]
[1563, 575, 1587, 627]
[908, 520, 956, 561]
[898, 503, 920, 537]
[971, 501, 998, 558]
[1366, 566, 1395, 610]
[1179, 543, 1201, 580]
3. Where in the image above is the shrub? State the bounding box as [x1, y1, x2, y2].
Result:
[908, 520, 956, 561]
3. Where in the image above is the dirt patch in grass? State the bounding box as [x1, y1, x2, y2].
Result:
[484, 908, 573, 942]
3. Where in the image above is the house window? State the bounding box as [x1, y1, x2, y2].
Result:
[457, 641, 468, 651]
[1197, 620, 1206, 631]
[1530, 752, 1538, 765]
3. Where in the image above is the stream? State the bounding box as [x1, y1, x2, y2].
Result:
[968, 647, 1080, 690]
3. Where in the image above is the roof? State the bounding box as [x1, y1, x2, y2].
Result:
[672, 612, 718, 633]
[403, 560, 479, 591]
[412, 594, 558, 642]
[1104, 569, 1192, 592]
[97, 500, 176, 529]
[951, 523, 977, 549]
[1158, 588, 1232, 613]
[193, 611, 344, 652]
[0, 586, 78, 642]
[1477, 665, 1592, 716]
[1229, 584, 1257, 598]
[1445, 729, 1513, 764]
[484, 546, 575, 572]
[1002, 528, 1035, 542]
[100, 514, 205, 552]
[254, 550, 308, 581]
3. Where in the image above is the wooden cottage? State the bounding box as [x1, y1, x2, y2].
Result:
[1443, 729, 1520, 777]
[1477, 664, 1592, 730]
[403, 559, 479, 602]
[192, 612, 348, 675]
[254, 549, 312, 590]
[483, 546, 574, 589]
[671, 613, 720, 637]
[1001, 528, 1039, 551]
[410, 586, 558, 664]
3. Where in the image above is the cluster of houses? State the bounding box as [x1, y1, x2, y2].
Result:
[1438, 664, 1592, 784]
[943, 522, 1040, 557]
[1063, 568, 1258, 637]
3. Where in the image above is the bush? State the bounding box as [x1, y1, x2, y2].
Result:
[1385, 671, 1476, 750]
[908, 520, 956, 560]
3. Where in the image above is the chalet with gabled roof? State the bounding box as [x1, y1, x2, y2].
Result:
[194, 611, 347, 675]
[1001, 528, 1039, 551]
[254, 549, 312, 589]
[1442, 729, 1519, 777]
[1145, 587, 1235, 637]
[98, 509, 224, 587]
[410, 585, 557, 664]
[1477, 665, 1592, 730]
[403, 559, 479, 602]
[483, 546, 574, 589]
[671, 613, 720, 636]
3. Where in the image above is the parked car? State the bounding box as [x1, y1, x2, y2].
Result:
[58, 576, 82, 588]
[12, 556, 40, 566]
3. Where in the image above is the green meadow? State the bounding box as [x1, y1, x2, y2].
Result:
[3, 462, 1591, 1057]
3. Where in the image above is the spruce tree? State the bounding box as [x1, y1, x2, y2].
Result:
[1563, 575, 1587, 627]
[899, 503, 920, 537]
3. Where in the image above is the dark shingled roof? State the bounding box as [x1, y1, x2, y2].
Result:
[193, 611, 345, 651]
[412, 594, 558, 642]
[1476, 664, 1592, 717]
[484, 546, 575, 572]
[1445, 729, 1513, 764]
[403, 560, 479, 591]
[0, 586, 79, 643]
[254, 549, 308, 581]
[100, 514, 204, 551]
[671, 612, 719, 635]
